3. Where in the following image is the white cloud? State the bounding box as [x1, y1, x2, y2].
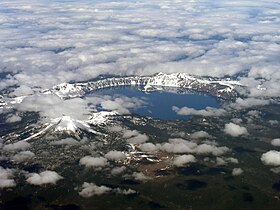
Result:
[11, 151, 35, 162]
[172, 106, 226, 117]
[3, 141, 31, 152]
[195, 144, 229, 156]
[88, 95, 146, 115]
[247, 110, 261, 118]
[190, 131, 211, 139]
[6, 114, 22, 123]
[16, 94, 90, 121]
[224, 123, 248, 137]
[0, 167, 16, 188]
[0, 0, 279, 100]
[50, 138, 79, 146]
[269, 120, 278, 126]
[126, 134, 149, 144]
[216, 157, 226, 166]
[121, 128, 149, 145]
[230, 98, 270, 110]
[227, 157, 239, 164]
[216, 157, 238, 166]
[111, 128, 149, 144]
[157, 138, 229, 156]
[79, 182, 111, 197]
[10, 85, 34, 97]
[271, 139, 280, 147]
[111, 166, 126, 175]
[101, 97, 144, 114]
[107, 126, 123, 132]
[78, 182, 136, 197]
[105, 151, 126, 161]
[173, 155, 196, 167]
[26, 170, 63, 185]
[231, 118, 243, 124]
[123, 130, 140, 138]
[159, 142, 193, 154]
[139, 143, 157, 152]
[115, 188, 136, 195]
[232, 168, 243, 176]
[261, 150, 280, 166]
[79, 156, 108, 168]
[270, 167, 280, 174]
[131, 172, 151, 182]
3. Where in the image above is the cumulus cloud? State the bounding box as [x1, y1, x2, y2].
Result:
[100, 96, 145, 114]
[6, 114, 22, 123]
[111, 166, 126, 175]
[0, 167, 16, 188]
[261, 150, 280, 166]
[190, 131, 211, 139]
[227, 157, 239, 164]
[173, 155, 196, 167]
[50, 138, 79, 146]
[79, 182, 111, 197]
[87, 95, 146, 115]
[123, 130, 140, 138]
[172, 106, 226, 117]
[126, 134, 149, 144]
[3, 141, 31, 152]
[230, 98, 270, 110]
[113, 128, 150, 144]
[232, 168, 243, 176]
[270, 167, 280, 174]
[269, 120, 278, 126]
[78, 182, 136, 198]
[131, 172, 151, 182]
[215, 157, 226, 166]
[271, 139, 280, 147]
[216, 157, 239, 166]
[223, 123, 248, 137]
[26, 170, 63, 185]
[79, 156, 108, 168]
[195, 144, 229, 156]
[157, 138, 229, 156]
[231, 118, 243, 124]
[16, 94, 90, 121]
[115, 188, 136, 195]
[159, 140, 195, 154]
[10, 85, 34, 97]
[105, 151, 126, 161]
[11, 151, 35, 162]
[139, 143, 157, 152]
[107, 126, 123, 132]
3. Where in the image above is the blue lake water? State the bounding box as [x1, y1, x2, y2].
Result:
[92, 87, 219, 120]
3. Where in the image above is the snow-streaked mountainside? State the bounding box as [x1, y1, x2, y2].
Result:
[43, 73, 241, 99]
[20, 112, 116, 142]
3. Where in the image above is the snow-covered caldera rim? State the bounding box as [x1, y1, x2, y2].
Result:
[0, 72, 243, 109]
[42, 72, 242, 100]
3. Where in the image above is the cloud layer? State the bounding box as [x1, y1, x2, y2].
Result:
[0, 0, 279, 98]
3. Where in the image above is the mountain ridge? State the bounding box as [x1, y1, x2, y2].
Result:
[43, 72, 241, 99]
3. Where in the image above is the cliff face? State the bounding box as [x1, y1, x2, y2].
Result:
[44, 73, 240, 99]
